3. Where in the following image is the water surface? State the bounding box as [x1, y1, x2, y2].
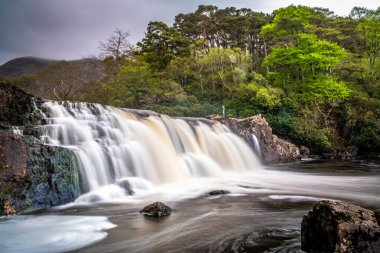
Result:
[2, 160, 378, 253]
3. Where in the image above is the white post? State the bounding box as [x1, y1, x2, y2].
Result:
[222, 105, 225, 118]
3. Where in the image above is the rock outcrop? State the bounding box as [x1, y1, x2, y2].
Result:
[301, 200, 380, 253]
[0, 82, 80, 215]
[222, 115, 300, 163]
[0, 82, 43, 127]
[140, 202, 172, 217]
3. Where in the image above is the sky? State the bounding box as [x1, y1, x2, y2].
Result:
[0, 0, 378, 65]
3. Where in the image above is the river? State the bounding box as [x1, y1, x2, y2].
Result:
[1, 101, 379, 252]
[1, 160, 379, 253]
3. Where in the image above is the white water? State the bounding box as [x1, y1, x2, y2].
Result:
[250, 134, 262, 157]
[0, 215, 115, 253]
[41, 101, 261, 203]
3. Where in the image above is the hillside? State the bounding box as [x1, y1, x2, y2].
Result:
[0, 57, 57, 78]
[0, 57, 105, 102]
[0, 57, 104, 80]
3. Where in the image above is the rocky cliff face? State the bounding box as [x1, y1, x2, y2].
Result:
[0, 82, 80, 215]
[222, 115, 301, 164]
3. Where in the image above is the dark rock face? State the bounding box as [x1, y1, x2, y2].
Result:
[301, 200, 380, 253]
[0, 131, 80, 215]
[140, 202, 172, 218]
[0, 83, 80, 215]
[0, 82, 43, 127]
[223, 115, 301, 163]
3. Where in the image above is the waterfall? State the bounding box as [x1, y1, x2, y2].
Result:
[250, 134, 262, 158]
[41, 101, 261, 201]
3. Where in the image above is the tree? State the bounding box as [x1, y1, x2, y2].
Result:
[196, 47, 250, 99]
[350, 7, 373, 19]
[138, 21, 190, 70]
[264, 33, 346, 88]
[98, 29, 133, 62]
[33, 61, 82, 101]
[261, 5, 313, 39]
[358, 17, 380, 79]
[264, 33, 350, 129]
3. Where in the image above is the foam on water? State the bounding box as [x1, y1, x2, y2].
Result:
[0, 215, 116, 253]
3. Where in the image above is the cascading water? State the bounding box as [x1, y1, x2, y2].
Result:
[41, 101, 261, 202]
[249, 134, 262, 157]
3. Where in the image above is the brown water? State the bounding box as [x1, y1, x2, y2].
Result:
[1, 160, 376, 253]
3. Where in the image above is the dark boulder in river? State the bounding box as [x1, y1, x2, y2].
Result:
[208, 190, 230, 196]
[140, 201, 172, 218]
[301, 200, 380, 253]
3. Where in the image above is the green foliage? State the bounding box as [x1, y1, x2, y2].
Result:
[291, 116, 332, 152]
[264, 34, 346, 87]
[23, 4, 378, 157]
[358, 17, 380, 79]
[302, 77, 351, 103]
[261, 5, 313, 37]
[138, 21, 190, 70]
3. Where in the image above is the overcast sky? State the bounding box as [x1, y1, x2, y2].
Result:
[0, 0, 378, 65]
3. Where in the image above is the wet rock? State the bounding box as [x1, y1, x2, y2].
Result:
[208, 190, 231, 196]
[116, 179, 134, 195]
[140, 202, 171, 218]
[0, 84, 80, 215]
[301, 200, 380, 253]
[0, 81, 43, 127]
[0, 130, 80, 215]
[222, 115, 300, 164]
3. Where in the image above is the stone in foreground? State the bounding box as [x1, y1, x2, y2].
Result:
[140, 201, 171, 218]
[301, 200, 380, 253]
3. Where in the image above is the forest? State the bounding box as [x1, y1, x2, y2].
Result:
[7, 5, 380, 157]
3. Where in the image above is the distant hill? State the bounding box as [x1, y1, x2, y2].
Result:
[0, 57, 104, 80]
[0, 57, 105, 101]
[0, 57, 57, 78]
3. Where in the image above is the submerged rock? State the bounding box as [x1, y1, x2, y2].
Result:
[140, 202, 171, 218]
[208, 190, 231, 196]
[116, 179, 134, 195]
[301, 200, 380, 253]
[223, 115, 301, 163]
